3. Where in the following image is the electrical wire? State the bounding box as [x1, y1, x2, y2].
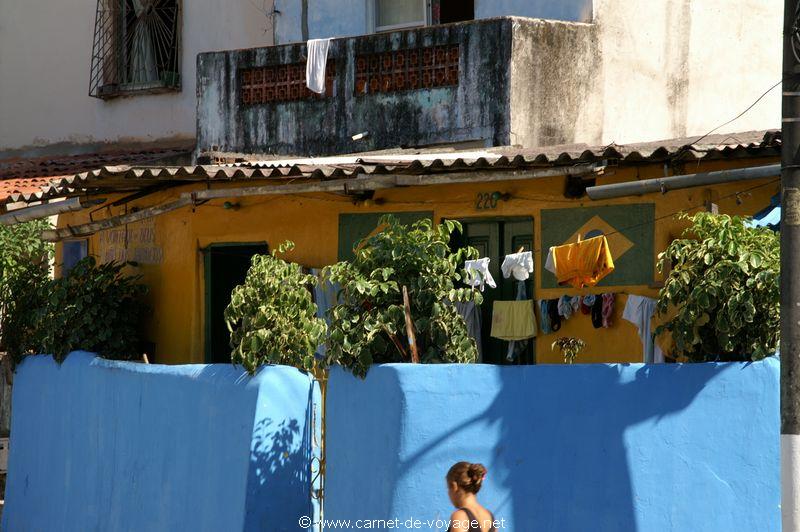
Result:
[690, 79, 782, 147]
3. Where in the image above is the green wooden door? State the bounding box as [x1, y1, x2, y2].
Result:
[453, 217, 535, 365]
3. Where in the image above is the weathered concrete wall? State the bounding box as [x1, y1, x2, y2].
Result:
[198, 18, 515, 157]
[509, 18, 603, 147]
[2, 352, 317, 531]
[326, 359, 780, 531]
[593, 0, 781, 144]
[0, 0, 274, 156]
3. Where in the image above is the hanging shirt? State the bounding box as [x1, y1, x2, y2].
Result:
[306, 38, 331, 94]
[622, 295, 664, 363]
[501, 251, 534, 281]
[464, 258, 497, 291]
[550, 235, 615, 289]
[455, 300, 483, 362]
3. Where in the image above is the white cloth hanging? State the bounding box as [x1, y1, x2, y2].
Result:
[464, 258, 496, 291]
[622, 295, 664, 363]
[545, 247, 556, 275]
[501, 251, 533, 281]
[306, 38, 331, 94]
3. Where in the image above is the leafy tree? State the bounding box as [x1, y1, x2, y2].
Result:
[324, 216, 481, 377]
[656, 212, 779, 361]
[0, 220, 52, 361]
[26, 257, 148, 362]
[225, 241, 326, 374]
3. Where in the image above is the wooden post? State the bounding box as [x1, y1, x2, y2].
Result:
[402, 286, 420, 364]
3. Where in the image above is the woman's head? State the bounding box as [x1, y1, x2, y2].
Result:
[446, 462, 487, 504]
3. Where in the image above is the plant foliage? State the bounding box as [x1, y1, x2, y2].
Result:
[0, 220, 52, 360]
[225, 241, 326, 374]
[551, 337, 586, 364]
[656, 212, 779, 361]
[28, 257, 148, 362]
[324, 216, 481, 377]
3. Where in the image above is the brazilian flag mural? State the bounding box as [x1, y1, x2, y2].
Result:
[540, 203, 655, 288]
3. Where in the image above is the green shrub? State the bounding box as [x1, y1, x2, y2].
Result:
[225, 241, 326, 374]
[0, 220, 52, 361]
[29, 257, 148, 362]
[656, 212, 779, 361]
[324, 216, 480, 377]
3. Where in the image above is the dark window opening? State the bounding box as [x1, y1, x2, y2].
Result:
[89, 0, 182, 99]
[439, 0, 474, 24]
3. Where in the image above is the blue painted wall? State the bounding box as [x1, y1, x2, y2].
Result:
[274, 0, 593, 44]
[2, 352, 316, 532]
[325, 360, 780, 532]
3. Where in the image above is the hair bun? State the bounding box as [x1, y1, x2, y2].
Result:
[467, 463, 487, 483]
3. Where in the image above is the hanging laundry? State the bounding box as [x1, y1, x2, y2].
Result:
[306, 38, 331, 94]
[591, 296, 604, 329]
[504, 281, 533, 362]
[570, 295, 581, 315]
[501, 251, 534, 281]
[490, 301, 537, 341]
[539, 299, 552, 334]
[550, 235, 615, 288]
[455, 300, 483, 362]
[622, 295, 664, 363]
[545, 247, 556, 275]
[547, 299, 562, 332]
[464, 258, 497, 291]
[602, 293, 615, 328]
[581, 294, 596, 315]
[558, 295, 574, 320]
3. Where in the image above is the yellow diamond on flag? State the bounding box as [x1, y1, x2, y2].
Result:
[563, 215, 634, 260]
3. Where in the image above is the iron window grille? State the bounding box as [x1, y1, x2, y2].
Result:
[89, 0, 181, 99]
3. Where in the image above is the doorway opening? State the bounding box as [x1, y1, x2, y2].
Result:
[203, 242, 268, 363]
[449, 217, 535, 365]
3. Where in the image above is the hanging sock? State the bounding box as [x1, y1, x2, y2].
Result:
[591, 296, 604, 329]
[581, 294, 596, 315]
[539, 299, 552, 334]
[602, 293, 615, 328]
[550, 235, 615, 288]
[464, 258, 497, 291]
[548, 299, 562, 332]
[501, 251, 534, 281]
[558, 295, 574, 319]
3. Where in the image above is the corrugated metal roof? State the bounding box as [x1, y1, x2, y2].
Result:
[0, 144, 194, 181]
[7, 130, 781, 206]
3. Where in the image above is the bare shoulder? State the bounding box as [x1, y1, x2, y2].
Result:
[450, 508, 470, 528]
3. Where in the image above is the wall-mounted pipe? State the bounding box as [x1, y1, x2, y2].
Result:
[585, 164, 780, 200]
[0, 197, 104, 226]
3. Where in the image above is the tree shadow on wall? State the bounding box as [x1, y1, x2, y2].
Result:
[243, 392, 315, 531]
[395, 363, 721, 532]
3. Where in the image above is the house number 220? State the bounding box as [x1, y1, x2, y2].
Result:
[475, 192, 500, 210]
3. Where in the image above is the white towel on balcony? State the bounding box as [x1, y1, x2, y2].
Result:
[306, 38, 331, 94]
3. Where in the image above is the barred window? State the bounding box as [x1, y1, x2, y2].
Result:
[89, 0, 181, 99]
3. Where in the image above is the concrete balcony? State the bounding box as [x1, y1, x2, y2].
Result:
[196, 17, 599, 158]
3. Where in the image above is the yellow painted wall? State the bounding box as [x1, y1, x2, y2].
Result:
[55, 157, 780, 365]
